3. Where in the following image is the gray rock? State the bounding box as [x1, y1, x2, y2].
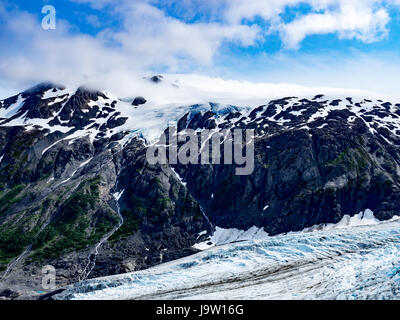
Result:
[132, 96, 147, 106]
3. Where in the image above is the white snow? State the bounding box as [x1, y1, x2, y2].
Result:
[212, 226, 270, 244]
[197, 230, 207, 237]
[79, 157, 93, 168]
[60, 169, 77, 184]
[57, 157, 95, 184]
[0, 94, 25, 119]
[302, 209, 400, 233]
[1, 76, 400, 151]
[324, 175, 348, 189]
[193, 209, 394, 251]
[41, 139, 64, 155]
[42, 88, 68, 100]
[193, 226, 269, 250]
[170, 167, 187, 187]
[113, 189, 125, 201]
[0, 75, 388, 147]
[47, 96, 68, 106]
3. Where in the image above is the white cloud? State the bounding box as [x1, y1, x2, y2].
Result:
[223, 0, 393, 49]
[85, 14, 102, 28]
[281, 2, 390, 48]
[0, 1, 258, 94]
[74, 0, 395, 50]
[110, 2, 259, 66]
[224, 0, 302, 23]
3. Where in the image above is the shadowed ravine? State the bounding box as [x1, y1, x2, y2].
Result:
[80, 190, 125, 281]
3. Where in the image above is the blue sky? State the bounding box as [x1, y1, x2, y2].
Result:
[1, 0, 400, 98]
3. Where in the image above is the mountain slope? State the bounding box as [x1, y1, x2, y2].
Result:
[1, 80, 400, 295]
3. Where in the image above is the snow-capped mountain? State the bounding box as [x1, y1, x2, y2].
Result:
[1, 77, 400, 298]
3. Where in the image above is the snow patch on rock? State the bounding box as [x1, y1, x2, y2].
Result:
[193, 226, 269, 251]
[303, 209, 400, 233]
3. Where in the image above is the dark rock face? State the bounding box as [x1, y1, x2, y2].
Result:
[1, 84, 400, 292]
[132, 96, 147, 106]
[150, 75, 163, 83]
[0, 288, 21, 299]
[57, 87, 108, 128]
[186, 111, 217, 130]
[170, 98, 400, 235]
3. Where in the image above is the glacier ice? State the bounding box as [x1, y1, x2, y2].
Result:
[54, 217, 400, 300]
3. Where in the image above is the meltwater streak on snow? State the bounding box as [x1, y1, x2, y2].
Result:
[80, 190, 125, 281]
[61, 158, 93, 184]
[170, 167, 187, 187]
[54, 216, 400, 300]
[199, 205, 214, 231]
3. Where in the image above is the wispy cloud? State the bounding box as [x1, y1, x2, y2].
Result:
[223, 0, 396, 48]
[280, 3, 390, 49]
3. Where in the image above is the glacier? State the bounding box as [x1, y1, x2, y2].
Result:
[54, 216, 400, 300]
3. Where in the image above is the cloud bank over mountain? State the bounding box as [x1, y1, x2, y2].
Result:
[1, 0, 400, 98]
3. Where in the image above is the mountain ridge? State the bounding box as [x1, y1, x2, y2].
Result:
[1, 81, 400, 298]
